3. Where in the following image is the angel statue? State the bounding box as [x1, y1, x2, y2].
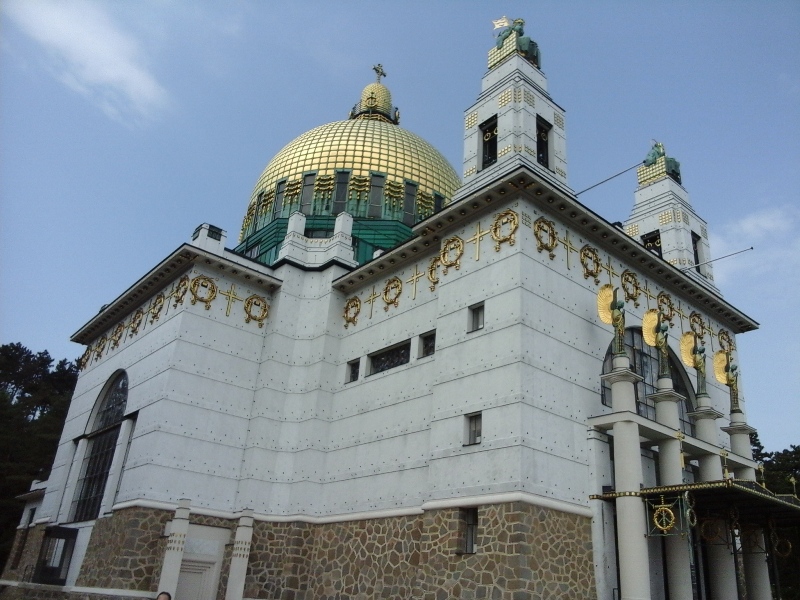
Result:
[597, 285, 626, 356]
[713, 348, 741, 413]
[680, 332, 708, 396]
[643, 309, 671, 378]
[494, 17, 541, 67]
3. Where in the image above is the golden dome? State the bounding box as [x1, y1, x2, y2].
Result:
[240, 83, 461, 242]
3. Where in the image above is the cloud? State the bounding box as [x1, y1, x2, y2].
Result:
[710, 205, 800, 288]
[4, 0, 168, 123]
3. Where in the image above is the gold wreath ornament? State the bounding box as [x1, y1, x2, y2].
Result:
[689, 312, 705, 337]
[621, 270, 641, 307]
[94, 336, 108, 360]
[491, 209, 519, 251]
[440, 236, 464, 274]
[343, 297, 361, 328]
[642, 309, 660, 348]
[427, 256, 441, 291]
[150, 293, 166, 323]
[109, 323, 125, 350]
[657, 292, 675, 323]
[718, 329, 734, 352]
[244, 295, 269, 327]
[172, 275, 189, 308]
[382, 277, 403, 311]
[580, 245, 602, 284]
[128, 309, 144, 335]
[653, 505, 676, 533]
[597, 284, 614, 325]
[190, 276, 218, 310]
[78, 347, 92, 371]
[533, 217, 558, 258]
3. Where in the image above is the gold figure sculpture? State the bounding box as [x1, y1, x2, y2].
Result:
[643, 309, 670, 378]
[598, 285, 625, 355]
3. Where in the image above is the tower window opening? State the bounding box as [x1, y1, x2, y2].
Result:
[480, 116, 498, 169]
[368, 174, 386, 218]
[641, 230, 663, 259]
[691, 231, 703, 274]
[273, 180, 286, 221]
[536, 117, 552, 169]
[459, 508, 479, 554]
[300, 173, 316, 215]
[332, 171, 351, 215]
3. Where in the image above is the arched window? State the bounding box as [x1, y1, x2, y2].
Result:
[71, 372, 128, 522]
[601, 328, 695, 436]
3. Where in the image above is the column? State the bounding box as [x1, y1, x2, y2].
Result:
[724, 417, 772, 600]
[601, 354, 651, 600]
[688, 395, 739, 600]
[157, 498, 191, 598]
[225, 510, 254, 600]
[98, 417, 134, 516]
[649, 378, 693, 600]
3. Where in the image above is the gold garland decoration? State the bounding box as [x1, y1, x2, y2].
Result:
[190, 276, 218, 310]
[491, 209, 519, 251]
[427, 256, 441, 291]
[620, 270, 641, 307]
[244, 295, 269, 327]
[128, 309, 144, 336]
[440, 236, 464, 275]
[718, 329, 734, 352]
[533, 217, 558, 259]
[150, 293, 166, 323]
[171, 275, 189, 308]
[689, 312, 705, 337]
[580, 245, 602, 285]
[343, 297, 361, 328]
[382, 277, 403, 311]
[93, 336, 108, 361]
[109, 322, 126, 350]
[78, 347, 92, 371]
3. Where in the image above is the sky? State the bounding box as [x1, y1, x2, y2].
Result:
[1, 1, 798, 452]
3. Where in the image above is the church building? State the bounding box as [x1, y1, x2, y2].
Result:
[2, 18, 798, 600]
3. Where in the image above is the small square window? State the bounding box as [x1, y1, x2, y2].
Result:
[346, 359, 360, 383]
[460, 507, 478, 554]
[466, 413, 482, 445]
[420, 331, 436, 357]
[468, 303, 484, 333]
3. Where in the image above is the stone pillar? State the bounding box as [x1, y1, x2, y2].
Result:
[649, 378, 693, 600]
[98, 417, 134, 516]
[157, 498, 191, 597]
[688, 396, 739, 600]
[225, 510, 254, 600]
[601, 354, 651, 600]
[723, 418, 772, 600]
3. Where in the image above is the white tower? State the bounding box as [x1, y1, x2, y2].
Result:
[624, 144, 719, 293]
[456, 19, 569, 200]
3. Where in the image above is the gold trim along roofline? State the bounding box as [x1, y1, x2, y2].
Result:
[71, 244, 282, 345]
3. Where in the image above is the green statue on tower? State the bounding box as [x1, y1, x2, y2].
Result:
[494, 17, 541, 68]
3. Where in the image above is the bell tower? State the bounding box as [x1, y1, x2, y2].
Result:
[624, 143, 719, 292]
[456, 18, 569, 199]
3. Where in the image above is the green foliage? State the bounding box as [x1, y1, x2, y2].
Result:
[0, 343, 77, 570]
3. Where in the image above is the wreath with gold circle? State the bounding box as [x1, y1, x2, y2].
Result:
[621, 270, 641, 307]
[700, 519, 721, 542]
[382, 277, 403, 311]
[657, 292, 675, 324]
[190, 276, 218, 310]
[244, 295, 269, 327]
[440, 236, 464, 275]
[491, 210, 519, 251]
[653, 505, 676, 533]
[718, 329, 734, 352]
[533, 217, 558, 259]
[109, 322, 126, 350]
[343, 297, 361, 328]
[689, 312, 705, 337]
[93, 336, 108, 360]
[580, 245, 602, 285]
[427, 256, 441, 291]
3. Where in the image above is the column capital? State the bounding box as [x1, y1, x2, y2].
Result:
[647, 389, 685, 405]
[600, 367, 643, 386]
[721, 423, 756, 436]
[688, 406, 724, 420]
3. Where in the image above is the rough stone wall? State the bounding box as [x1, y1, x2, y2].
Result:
[419, 502, 596, 600]
[243, 502, 594, 600]
[76, 506, 171, 591]
[1, 523, 45, 582]
[245, 521, 313, 599]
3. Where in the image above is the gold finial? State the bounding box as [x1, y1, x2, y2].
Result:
[372, 64, 386, 83]
[720, 450, 730, 479]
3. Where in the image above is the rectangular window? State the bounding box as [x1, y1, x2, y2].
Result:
[332, 170, 350, 215]
[480, 116, 498, 169]
[468, 303, 484, 333]
[420, 331, 436, 357]
[403, 182, 418, 226]
[299, 173, 315, 215]
[461, 508, 478, 554]
[691, 231, 702, 274]
[536, 117, 552, 168]
[368, 174, 386, 218]
[33, 526, 78, 585]
[466, 413, 482, 445]
[369, 341, 411, 375]
[246, 245, 260, 259]
[346, 359, 360, 383]
[272, 180, 286, 221]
